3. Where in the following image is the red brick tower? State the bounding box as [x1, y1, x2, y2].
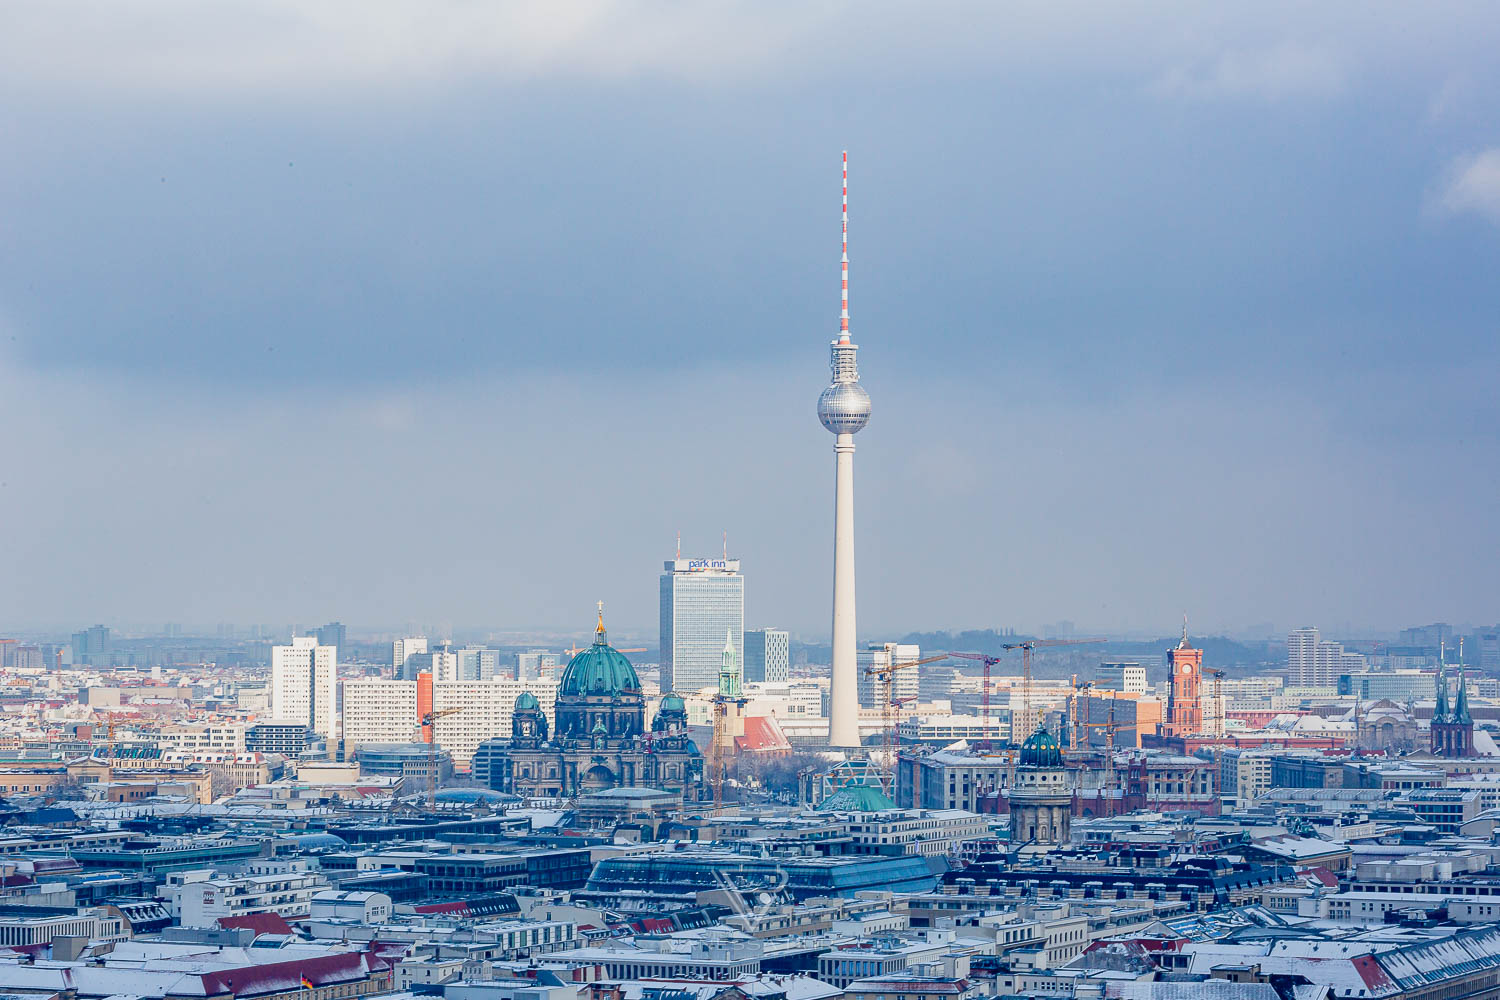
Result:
[1165, 616, 1203, 737]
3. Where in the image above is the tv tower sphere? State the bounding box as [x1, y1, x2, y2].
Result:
[818, 375, 871, 434]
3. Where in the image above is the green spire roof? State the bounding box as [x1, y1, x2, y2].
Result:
[1434, 665, 1450, 724]
[1455, 667, 1472, 725]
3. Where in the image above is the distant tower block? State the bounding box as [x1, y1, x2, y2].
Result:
[817, 151, 871, 748]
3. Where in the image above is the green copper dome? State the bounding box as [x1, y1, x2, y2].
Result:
[559, 618, 642, 697]
[659, 693, 686, 713]
[514, 691, 541, 712]
[816, 782, 898, 812]
[1019, 725, 1064, 768]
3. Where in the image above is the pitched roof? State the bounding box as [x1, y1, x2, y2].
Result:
[736, 716, 792, 754]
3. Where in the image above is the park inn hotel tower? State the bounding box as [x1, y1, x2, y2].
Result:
[660, 556, 744, 694]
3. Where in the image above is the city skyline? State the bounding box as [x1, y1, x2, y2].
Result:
[1, 4, 1497, 636]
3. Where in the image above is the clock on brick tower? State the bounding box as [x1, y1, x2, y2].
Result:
[1165, 619, 1204, 738]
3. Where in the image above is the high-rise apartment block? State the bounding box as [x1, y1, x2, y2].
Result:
[743, 629, 790, 684]
[857, 643, 921, 707]
[517, 650, 560, 681]
[341, 676, 557, 767]
[315, 622, 346, 651]
[455, 648, 502, 681]
[71, 625, 111, 666]
[660, 557, 744, 694]
[1287, 627, 1354, 689]
[392, 636, 427, 677]
[270, 636, 338, 738]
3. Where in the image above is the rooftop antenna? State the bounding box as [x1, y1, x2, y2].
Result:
[723, 530, 728, 561]
[840, 150, 850, 345]
[676, 530, 681, 561]
[1178, 613, 1189, 649]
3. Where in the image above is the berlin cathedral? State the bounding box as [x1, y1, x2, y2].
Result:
[479, 610, 705, 801]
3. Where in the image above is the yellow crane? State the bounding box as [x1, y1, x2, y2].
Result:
[864, 654, 948, 797]
[415, 707, 464, 809]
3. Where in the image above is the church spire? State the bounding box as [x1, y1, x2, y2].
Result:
[594, 600, 607, 645]
[1434, 663, 1450, 723]
[1456, 662, 1472, 725]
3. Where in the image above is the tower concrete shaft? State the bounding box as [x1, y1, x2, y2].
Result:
[829, 433, 859, 746]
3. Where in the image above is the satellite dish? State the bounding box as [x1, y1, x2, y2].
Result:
[757, 892, 772, 905]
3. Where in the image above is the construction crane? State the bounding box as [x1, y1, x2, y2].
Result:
[708, 663, 749, 817]
[1075, 699, 1121, 817]
[1069, 678, 1095, 752]
[415, 707, 464, 809]
[1205, 669, 1227, 738]
[951, 638, 1106, 751]
[864, 654, 947, 796]
[947, 652, 1004, 752]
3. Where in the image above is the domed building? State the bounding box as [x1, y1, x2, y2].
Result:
[1008, 725, 1073, 846]
[479, 608, 704, 801]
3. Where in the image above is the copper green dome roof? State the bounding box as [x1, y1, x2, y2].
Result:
[659, 693, 686, 712]
[559, 611, 641, 697]
[816, 782, 898, 812]
[1019, 725, 1064, 768]
[514, 691, 540, 711]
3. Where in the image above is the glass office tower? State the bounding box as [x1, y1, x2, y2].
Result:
[660, 557, 744, 694]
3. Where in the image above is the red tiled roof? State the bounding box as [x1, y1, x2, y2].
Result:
[1299, 866, 1340, 888]
[411, 901, 472, 916]
[736, 715, 792, 754]
[216, 913, 295, 937]
[197, 951, 375, 999]
[1353, 954, 1396, 992]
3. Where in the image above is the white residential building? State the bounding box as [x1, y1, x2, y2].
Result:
[431, 678, 558, 767]
[270, 636, 338, 739]
[341, 678, 420, 750]
[1287, 627, 1351, 690]
[154, 722, 248, 754]
[340, 676, 558, 768]
[170, 869, 328, 927]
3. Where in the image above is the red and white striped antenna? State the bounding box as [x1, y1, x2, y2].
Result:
[839, 150, 850, 345]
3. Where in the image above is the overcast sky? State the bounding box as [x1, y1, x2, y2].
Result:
[1, 2, 1497, 640]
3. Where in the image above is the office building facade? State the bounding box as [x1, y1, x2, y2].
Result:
[270, 636, 338, 739]
[660, 557, 744, 694]
[1095, 661, 1147, 694]
[743, 628, 790, 684]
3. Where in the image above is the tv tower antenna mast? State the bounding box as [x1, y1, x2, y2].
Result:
[818, 151, 872, 748]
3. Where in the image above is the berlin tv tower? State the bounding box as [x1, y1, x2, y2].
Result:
[818, 151, 871, 748]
